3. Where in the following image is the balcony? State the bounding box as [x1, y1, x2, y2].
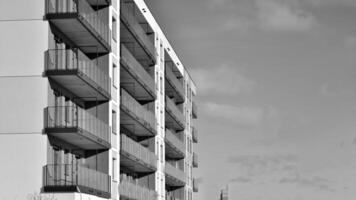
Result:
[42, 164, 111, 198]
[193, 153, 198, 168]
[165, 67, 185, 104]
[44, 49, 110, 105]
[193, 178, 198, 193]
[119, 178, 157, 200]
[120, 134, 157, 173]
[165, 129, 185, 160]
[165, 163, 185, 188]
[192, 101, 197, 119]
[120, 2, 156, 64]
[120, 89, 156, 137]
[165, 97, 185, 131]
[120, 44, 156, 102]
[192, 126, 198, 143]
[44, 106, 110, 151]
[45, 0, 111, 54]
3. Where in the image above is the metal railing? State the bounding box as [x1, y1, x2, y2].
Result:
[45, 0, 110, 46]
[44, 106, 110, 144]
[120, 2, 155, 60]
[165, 129, 185, 155]
[165, 97, 185, 128]
[121, 44, 155, 96]
[193, 153, 198, 168]
[120, 89, 156, 132]
[165, 67, 184, 101]
[45, 49, 110, 95]
[119, 174, 157, 200]
[166, 193, 181, 200]
[120, 134, 157, 170]
[165, 162, 185, 184]
[43, 164, 111, 194]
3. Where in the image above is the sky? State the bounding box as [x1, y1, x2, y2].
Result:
[145, 0, 356, 200]
[1, 0, 356, 200]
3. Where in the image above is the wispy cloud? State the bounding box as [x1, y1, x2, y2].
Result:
[208, 0, 317, 32]
[255, 0, 316, 31]
[280, 176, 334, 192]
[229, 176, 252, 183]
[203, 102, 264, 127]
[227, 154, 335, 192]
[191, 65, 256, 96]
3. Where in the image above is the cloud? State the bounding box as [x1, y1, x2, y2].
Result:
[307, 0, 356, 7]
[229, 176, 252, 183]
[255, 0, 316, 31]
[319, 83, 355, 97]
[208, 0, 317, 32]
[227, 154, 299, 179]
[345, 36, 356, 48]
[280, 176, 334, 192]
[227, 154, 335, 192]
[203, 102, 264, 127]
[191, 65, 256, 96]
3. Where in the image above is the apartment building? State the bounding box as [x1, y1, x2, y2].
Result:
[0, 0, 198, 200]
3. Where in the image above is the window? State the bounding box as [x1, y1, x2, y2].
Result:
[160, 144, 163, 162]
[113, 64, 117, 88]
[112, 158, 117, 181]
[112, 110, 117, 134]
[160, 76, 163, 94]
[112, 17, 117, 42]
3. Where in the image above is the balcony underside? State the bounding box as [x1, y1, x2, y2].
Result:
[120, 151, 156, 173]
[45, 127, 111, 151]
[120, 65, 155, 102]
[46, 13, 110, 55]
[42, 185, 110, 199]
[120, 23, 155, 65]
[120, 106, 156, 138]
[45, 70, 110, 103]
[87, 0, 111, 7]
[165, 80, 184, 104]
[165, 111, 184, 131]
[165, 174, 185, 189]
[165, 141, 185, 160]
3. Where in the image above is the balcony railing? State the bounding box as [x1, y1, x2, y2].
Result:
[120, 2, 156, 63]
[120, 44, 156, 100]
[44, 49, 110, 100]
[45, 0, 111, 53]
[192, 101, 197, 119]
[165, 67, 184, 103]
[165, 129, 185, 159]
[165, 97, 185, 131]
[43, 164, 111, 198]
[165, 162, 185, 186]
[44, 106, 110, 149]
[166, 194, 181, 200]
[192, 126, 198, 143]
[120, 89, 156, 136]
[193, 153, 198, 168]
[120, 134, 157, 171]
[193, 178, 198, 192]
[119, 175, 157, 200]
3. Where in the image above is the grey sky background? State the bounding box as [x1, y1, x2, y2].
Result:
[0, 0, 356, 200]
[145, 0, 356, 200]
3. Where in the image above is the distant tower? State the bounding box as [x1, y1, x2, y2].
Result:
[220, 185, 229, 200]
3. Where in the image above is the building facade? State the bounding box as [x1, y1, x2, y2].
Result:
[39, 0, 198, 200]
